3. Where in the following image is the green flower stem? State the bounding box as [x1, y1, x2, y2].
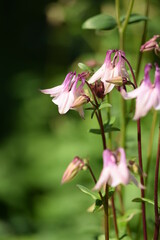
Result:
[136, 0, 150, 81]
[115, 0, 134, 148]
[115, 0, 121, 29]
[153, 119, 160, 240]
[145, 110, 157, 185]
[121, 0, 134, 34]
[116, 0, 135, 50]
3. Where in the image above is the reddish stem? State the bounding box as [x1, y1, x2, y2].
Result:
[153, 124, 160, 240]
[137, 119, 148, 240]
[111, 196, 119, 238]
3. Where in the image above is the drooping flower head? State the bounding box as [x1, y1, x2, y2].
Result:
[140, 35, 160, 55]
[121, 63, 160, 120]
[61, 156, 85, 184]
[88, 50, 130, 94]
[41, 72, 89, 118]
[94, 148, 142, 191]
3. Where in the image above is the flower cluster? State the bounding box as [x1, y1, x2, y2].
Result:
[41, 45, 160, 190]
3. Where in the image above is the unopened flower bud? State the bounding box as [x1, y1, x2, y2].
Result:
[61, 157, 85, 184]
[140, 35, 160, 55]
[128, 160, 147, 177]
[106, 76, 123, 86]
[94, 80, 105, 98]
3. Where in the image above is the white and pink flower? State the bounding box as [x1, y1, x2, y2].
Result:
[121, 63, 160, 120]
[41, 72, 88, 117]
[94, 148, 142, 190]
[88, 50, 130, 94]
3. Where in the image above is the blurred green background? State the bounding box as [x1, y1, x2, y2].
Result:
[1, 0, 160, 239]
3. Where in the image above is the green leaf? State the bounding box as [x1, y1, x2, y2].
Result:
[93, 199, 103, 212]
[78, 62, 93, 72]
[89, 127, 120, 134]
[118, 208, 141, 224]
[82, 14, 117, 30]
[109, 116, 116, 125]
[99, 102, 112, 110]
[77, 184, 99, 200]
[98, 234, 105, 240]
[120, 13, 148, 25]
[89, 116, 119, 134]
[132, 197, 160, 209]
[108, 187, 115, 198]
[104, 126, 120, 133]
[119, 234, 128, 240]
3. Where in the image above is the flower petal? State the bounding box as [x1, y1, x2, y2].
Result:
[93, 168, 110, 191]
[88, 64, 105, 84]
[121, 86, 144, 100]
[133, 88, 154, 120]
[53, 91, 74, 114]
[40, 85, 63, 97]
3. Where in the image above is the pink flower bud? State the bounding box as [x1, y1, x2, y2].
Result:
[140, 35, 160, 55]
[61, 157, 85, 184]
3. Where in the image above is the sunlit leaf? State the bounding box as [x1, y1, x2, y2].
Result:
[99, 102, 112, 110]
[118, 208, 141, 224]
[98, 234, 105, 240]
[82, 14, 117, 30]
[78, 62, 93, 72]
[77, 184, 99, 200]
[132, 197, 160, 209]
[120, 13, 148, 25]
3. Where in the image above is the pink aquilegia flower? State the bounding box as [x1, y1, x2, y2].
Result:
[121, 63, 160, 120]
[88, 50, 130, 94]
[94, 148, 142, 190]
[41, 72, 88, 118]
[61, 156, 85, 184]
[140, 35, 160, 55]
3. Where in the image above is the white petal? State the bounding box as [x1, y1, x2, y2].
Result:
[88, 64, 105, 84]
[73, 106, 85, 118]
[53, 91, 74, 114]
[133, 88, 154, 120]
[104, 82, 115, 94]
[93, 168, 110, 191]
[121, 85, 145, 100]
[41, 85, 63, 97]
[153, 88, 160, 110]
[110, 166, 124, 187]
